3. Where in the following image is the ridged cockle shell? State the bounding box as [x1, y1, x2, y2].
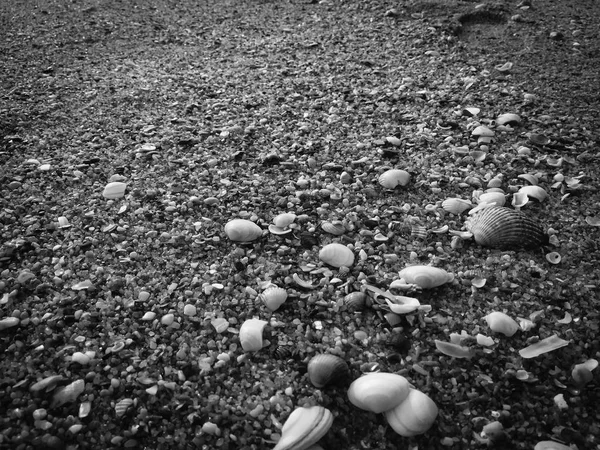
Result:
[321, 220, 346, 236]
[260, 286, 288, 311]
[307, 354, 349, 388]
[379, 169, 410, 189]
[273, 406, 333, 450]
[398, 266, 453, 289]
[496, 113, 521, 126]
[485, 311, 519, 337]
[343, 292, 367, 311]
[239, 318, 268, 352]
[224, 219, 263, 242]
[442, 198, 472, 215]
[348, 373, 410, 413]
[465, 206, 548, 248]
[319, 243, 354, 268]
[385, 388, 438, 437]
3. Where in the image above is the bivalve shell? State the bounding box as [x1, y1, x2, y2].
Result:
[260, 286, 288, 311]
[465, 206, 548, 248]
[485, 311, 519, 337]
[348, 372, 410, 413]
[496, 113, 521, 126]
[115, 398, 134, 417]
[321, 221, 346, 236]
[534, 441, 572, 450]
[518, 185, 548, 202]
[273, 406, 333, 450]
[477, 192, 506, 207]
[239, 318, 268, 352]
[442, 198, 472, 215]
[379, 169, 410, 189]
[398, 266, 453, 289]
[343, 292, 367, 311]
[319, 243, 354, 268]
[471, 125, 494, 137]
[385, 388, 438, 437]
[307, 354, 349, 388]
[102, 182, 127, 199]
[273, 213, 297, 228]
[224, 219, 263, 242]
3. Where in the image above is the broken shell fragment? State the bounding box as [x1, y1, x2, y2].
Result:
[571, 358, 598, 388]
[115, 398, 134, 417]
[319, 243, 354, 268]
[269, 224, 293, 235]
[239, 318, 268, 352]
[348, 373, 410, 413]
[260, 286, 288, 311]
[471, 125, 494, 137]
[307, 354, 349, 388]
[477, 192, 506, 207]
[273, 406, 333, 450]
[528, 133, 550, 146]
[384, 296, 421, 315]
[442, 198, 472, 215]
[546, 252, 561, 264]
[518, 334, 569, 359]
[485, 312, 519, 337]
[511, 192, 529, 209]
[379, 169, 410, 189]
[398, 266, 453, 289]
[434, 340, 474, 359]
[224, 219, 263, 242]
[102, 181, 127, 199]
[385, 388, 438, 437]
[51, 380, 85, 408]
[518, 185, 548, 202]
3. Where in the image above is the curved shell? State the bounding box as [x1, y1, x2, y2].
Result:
[273, 406, 333, 450]
[307, 354, 349, 388]
[385, 388, 438, 437]
[260, 286, 288, 311]
[115, 398, 134, 417]
[485, 311, 519, 337]
[398, 266, 453, 289]
[321, 221, 346, 236]
[534, 442, 572, 450]
[478, 192, 506, 207]
[224, 219, 263, 242]
[518, 185, 548, 202]
[268, 224, 293, 235]
[465, 206, 548, 248]
[319, 243, 355, 268]
[273, 213, 297, 228]
[348, 373, 410, 413]
[379, 169, 410, 189]
[496, 113, 521, 126]
[102, 181, 127, 199]
[239, 318, 268, 352]
[343, 292, 367, 311]
[442, 198, 472, 215]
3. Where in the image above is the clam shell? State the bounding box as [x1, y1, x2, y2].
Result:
[379, 169, 410, 189]
[398, 266, 453, 289]
[319, 243, 355, 268]
[477, 192, 506, 207]
[534, 441, 572, 450]
[239, 318, 268, 352]
[307, 354, 349, 388]
[471, 125, 494, 137]
[115, 398, 134, 417]
[269, 224, 293, 235]
[511, 192, 529, 209]
[321, 221, 346, 236]
[347, 372, 410, 413]
[496, 113, 521, 126]
[385, 388, 438, 437]
[102, 181, 127, 199]
[273, 406, 333, 450]
[260, 286, 288, 311]
[224, 219, 263, 242]
[485, 311, 519, 337]
[487, 177, 503, 189]
[434, 340, 474, 359]
[273, 213, 297, 228]
[343, 292, 367, 311]
[518, 185, 548, 202]
[442, 198, 472, 215]
[465, 206, 548, 248]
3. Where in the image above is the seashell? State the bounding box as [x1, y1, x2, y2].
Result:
[487, 177, 503, 189]
[546, 252, 561, 264]
[51, 380, 85, 408]
[102, 181, 127, 199]
[307, 354, 349, 388]
[348, 373, 410, 413]
[321, 221, 345, 236]
[471, 125, 494, 137]
[518, 334, 569, 359]
[511, 192, 529, 209]
[385, 388, 438, 437]
[384, 296, 421, 314]
[518, 185, 548, 202]
[518, 173, 539, 185]
[410, 225, 427, 239]
[465, 206, 548, 248]
[339, 171, 352, 184]
[470, 150, 487, 162]
[434, 340, 474, 359]
[273, 405, 333, 450]
[319, 243, 354, 268]
[78, 401, 92, 419]
[477, 192, 505, 206]
[462, 107, 480, 117]
[260, 286, 288, 311]
[485, 312, 519, 337]
[273, 213, 297, 228]
[379, 169, 410, 189]
[496, 113, 521, 126]
[239, 318, 268, 352]
[269, 224, 293, 235]
[482, 421, 505, 440]
[572, 358, 598, 388]
[528, 133, 550, 146]
[115, 398, 134, 417]
[534, 441, 572, 450]
[441, 198, 472, 215]
[343, 292, 367, 311]
[30, 375, 65, 393]
[224, 219, 263, 242]
[398, 266, 453, 289]
[476, 334, 495, 346]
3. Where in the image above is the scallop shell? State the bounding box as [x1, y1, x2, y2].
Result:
[518, 185, 548, 202]
[273, 406, 333, 450]
[239, 318, 268, 352]
[260, 286, 288, 311]
[273, 213, 297, 228]
[319, 243, 354, 268]
[441, 198, 472, 215]
[385, 388, 438, 437]
[477, 192, 506, 206]
[307, 354, 349, 388]
[465, 206, 548, 248]
[343, 292, 367, 311]
[379, 169, 410, 189]
[321, 221, 346, 236]
[102, 181, 127, 199]
[115, 398, 134, 417]
[224, 219, 263, 242]
[398, 266, 453, 289]
[485, 311, 519, 337]
[347, 373, 410, 413]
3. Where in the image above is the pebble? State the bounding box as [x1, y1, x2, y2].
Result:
[183, 304, 197, 316]
[0, 317, 20, 330]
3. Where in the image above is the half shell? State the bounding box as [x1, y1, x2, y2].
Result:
[239, 318, 268, 352]
[102, 182, 127, 199]
[321, 221, 346, 236]
[273, 406, 333, 450]
[319, 243, 354, 268]
[477, 192, 506, 207]
[398, 266, 453, 289]
[465, 206, 548, 248]
[385, 388, 438, 437]
[273, 213, 297, 228]
[343, 292, 367, 311]
[347, 373, 410, 413]
[518, 185, 548, 202]
[307, 354, 349, 388]
[485, 311, 519, 337]
[442, 198, 472, 215]
[379, 169, 410, 189]
[260, 286, 288, 311]
[224, 219, 263, 242]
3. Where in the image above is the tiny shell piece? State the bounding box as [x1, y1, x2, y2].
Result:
[518, 334, 569, 359]
[224, 219, 263, 242]
[379, 169, 410, 189]
[260, 286, 288, 311]
[442, 198, 472, 215]
[273, 406, 333, 450]
[307, 354, 349, 388]
[518, 185, 548, 202]
[239, 318, 268, 352]
[434, 340, 474, 359]
[269, 224, 293, 235]
[410, 225, 427, 239]
[385, 388, 438, 437]
[115, 398, 134, 417]
[511, 192, 529, 209]
[546, 252, 561, 264]
[384, 296, 421, 314]
[572, 359, 598, 387]
[348, 373, 410, 413]
[51, 380, 85, 408]
[398, 266, 453, 289]
[102, 182, 127, 199]
[485, 312, 519, 337]
[319, 243, 355, 268]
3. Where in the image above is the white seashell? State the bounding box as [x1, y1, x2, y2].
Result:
[462, 107, 480, 117]
[476, 334, 495, 346]
[224, 219, 263, 242]
[141, 311, 156, 321]
[471, 125, 494, 137]
[511, 192, 529, 209]
[339, 171, 352, 184]
[398, 266, 453, 289]
[71, 352, 91, 365]
[51, 380, 85, 408]
[518, 173, 539, 185]
[102, 182, 127, 199]
[534, 441, 572, 450]
[379, 169, 410, 189]
[79, 401, 92, 418]
[348, 373, 410, 413]
[518, 185, 548, 202]
[260, 286, 288, 311]
[441, 198, 472, 215]
[343, 292, 367, 311]
[319, 243, 354, 268]
[546, 252, 561, 264]
[239, 318, 268, 352]
[496, 113, 521, 126]
[307, 354, 349, 388]
[273, 406, 333, 450]
[410, 225, 427, 239]
[384, 296, 420, 314]
[478, 192, 506, 206]
[572, 358, 598, 388]
[434, 340, 474, 359]
[269, 224, 293, 235]
[485, 312, 519, 337]
[273, 213, 297, 228]
[518, 334, 569, 359]
[487, 176, 503, 189]
[385, 388, 438, 437]
[321, 221, 345, 236]
[115, 398, 134, 417]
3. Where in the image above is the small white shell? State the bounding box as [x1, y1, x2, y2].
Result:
[398, 266, 453, 289]
[273, 406, 333, 450]
[385, 388, 438, 437]
[518, 185, 548, 202]
[518, 334, 569, 358]
[478, 192, 506, 206]
[268, 224, 293, 235]
[534, 441, 572, 450]
[319, 243, 354, 268]
[379, 169, 410, 189]
[102, 182, 127, 199]
[496, 113, 521, 126]
[273, 213, 297, 228]
[441, 198, 472, 215]
[485, 312, 519, 337]
[51, 380, 85, 408]
[239, 318, 268, 352]
[224, 219, 263, 242]
[321, 221, 346, 236]
[348, 373, 410, 413]
[471, 125, 494, 137]
[260, 286, 288, 311]
[512, 192, 529, 209]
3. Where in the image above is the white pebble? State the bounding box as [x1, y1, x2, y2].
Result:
[183, 304, 197, 316]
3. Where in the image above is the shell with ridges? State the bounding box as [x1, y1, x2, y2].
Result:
[465, 206, 548, 248]
[224, 219, 263, 242]
[442, 198, 472, 215]
[321, 221, 345, 236]
[319, 243, 354, 268]
[379, 169, 410, 189]
[273, 406, 333, 450]
[398, 266, 453, 289]
[347, 372, 410, 413]
[307, 354, 349, 388]
[239, 318, 268, 352]
[385, 388, 438, 437]
[260, 286, 288, 311]
[485, 311, 519, 337]
[115, 398, 134, 417]
[343, 292, 367, 311]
